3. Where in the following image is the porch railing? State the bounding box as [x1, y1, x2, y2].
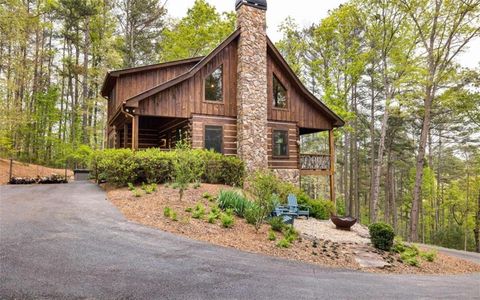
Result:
[300, 154, 331, 170]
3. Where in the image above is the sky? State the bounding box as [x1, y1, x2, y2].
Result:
[165, 0, 479, 69]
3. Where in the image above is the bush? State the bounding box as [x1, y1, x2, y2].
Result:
[308, 199, 335, 220]
[192, 203, 205, 219]
[220, 213, 234, 228]
[217, 190, 250, 217]
[164, 207, 172, 218]
[420, 250, 437, 262]
[171, 212, 178, 221]
[92, 149, 138, 186]
[246, 170, 279, 231]
[276, 238, 291, 248]
[207, 212, 217, 224]
[132, 189, 141, 197]
[269, 217, 285, 232]
[283, 225, 298, 243]
[134, 149, 174, 183]
[268, 230, 276, 241]
[91, 148, 245, 188]
[127, 182, 135, 191]
[244, 203, 261, 225]
[369, 222, 395, 251]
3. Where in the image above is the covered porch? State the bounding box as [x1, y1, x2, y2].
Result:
[298, 128, 336, 204]
[108, 111, 190, 150]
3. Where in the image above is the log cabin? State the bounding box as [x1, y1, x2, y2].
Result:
[101, 0, 344, 200]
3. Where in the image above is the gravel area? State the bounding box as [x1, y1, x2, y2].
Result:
[294, 219, 371, 244]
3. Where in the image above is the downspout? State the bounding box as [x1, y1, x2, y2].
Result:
[121, 103, 136, 150]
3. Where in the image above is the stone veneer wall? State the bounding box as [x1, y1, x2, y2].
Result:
[236, 4, 269, 173]
[273, 169, 300, 186]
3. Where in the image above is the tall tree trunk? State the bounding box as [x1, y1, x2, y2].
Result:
[82, 16, 91, 145]
[474, 188, 480, 253]
[410, 85, 434, 242]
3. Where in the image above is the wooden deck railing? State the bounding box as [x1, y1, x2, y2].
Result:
[300, 154, 331, 170]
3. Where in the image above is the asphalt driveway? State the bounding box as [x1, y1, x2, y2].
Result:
[1, 182, 479, 299]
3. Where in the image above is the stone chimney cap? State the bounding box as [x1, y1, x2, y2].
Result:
[235, 0, 267, 10]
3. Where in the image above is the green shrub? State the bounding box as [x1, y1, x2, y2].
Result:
[269, 217, 285, 232]
[132, 189, 142, 198]
[171, 212, 178, 221]
[134, 149, 174, 184]
[268, 230, 277, 241]
[192, 203, 205, 219]
[193, 182, 201, 189]
[91, 149, 138, 186]
[207, 212, 218, 224]
[244, 203, 261, 225]
[308, 199, 335, 220]
[369, 222, 395, 251]
[276, 238, 291, 248]
[185, 207, 193, 213]
[220, 213, 234, 228]
[210, 205, 220, 215]
[420, 250, 437, 262]
[217, 190, 251, 217]
[283, 225, 298, 243]
[127, 182, 135, 191]
[91, 148, 245, 188]
[164, 207, 172, 218]
[202, 192, 213, 200]
[246, 170, 280, 231]
[143, 183, 156, 194]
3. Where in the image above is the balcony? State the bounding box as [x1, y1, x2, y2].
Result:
[300, 154, 331, 175]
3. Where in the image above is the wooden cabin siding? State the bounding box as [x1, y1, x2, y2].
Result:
[110, 62, 197, 115]
[136, 40, 238, 118]
[267, 121, 299, 169]
[191, 115, 237, 156]
[267, 53, 333, 130]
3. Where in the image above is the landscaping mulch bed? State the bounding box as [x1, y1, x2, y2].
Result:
[106, 183, 480, 275]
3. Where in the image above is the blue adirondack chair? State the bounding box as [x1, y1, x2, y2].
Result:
[287, 194, 310, 219]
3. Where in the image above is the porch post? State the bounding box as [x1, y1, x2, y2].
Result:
[132, 115, 139, 150]
[329, 129, 336, 206]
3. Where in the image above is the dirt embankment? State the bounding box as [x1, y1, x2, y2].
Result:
[106, 183, 480, 275]
[0, 158, 73, 184]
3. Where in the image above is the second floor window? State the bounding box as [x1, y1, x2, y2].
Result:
[273, 75, 287, 108]
[205, 66, 223, 101]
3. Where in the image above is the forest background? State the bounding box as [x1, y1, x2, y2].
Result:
[0, 0, 479, 251]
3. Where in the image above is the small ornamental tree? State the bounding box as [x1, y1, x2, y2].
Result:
[246, 170, 280, 231]
[172, 139, 205, 200]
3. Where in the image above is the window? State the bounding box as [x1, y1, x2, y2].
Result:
[204, 125, 223, 153]
[205, 66, 223, 101]
[273, 130, 288, 157]
[273, 75, 287, 108]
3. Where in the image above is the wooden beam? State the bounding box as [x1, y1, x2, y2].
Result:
[132, 115, 139, 150]
[300, 170, 331, 176]
[329, 129, 336, 207]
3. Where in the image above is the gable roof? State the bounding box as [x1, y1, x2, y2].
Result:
[266, 38, 344, 127]
[100, 56, 204, 97]
[104, 28, 344, 128]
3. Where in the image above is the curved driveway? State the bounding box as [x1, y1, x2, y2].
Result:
[1, 182, 479, 299]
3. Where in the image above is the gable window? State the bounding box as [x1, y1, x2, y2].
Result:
[204, 125, 223, 153]
[272, 130, 289, 157]
[273, 75, 287, 109]
[205, 66, 223, 101]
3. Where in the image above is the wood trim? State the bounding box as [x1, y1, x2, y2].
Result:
[329, 129, 336, 205]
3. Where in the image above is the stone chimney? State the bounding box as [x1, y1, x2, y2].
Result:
[235, 0, 269, 174]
